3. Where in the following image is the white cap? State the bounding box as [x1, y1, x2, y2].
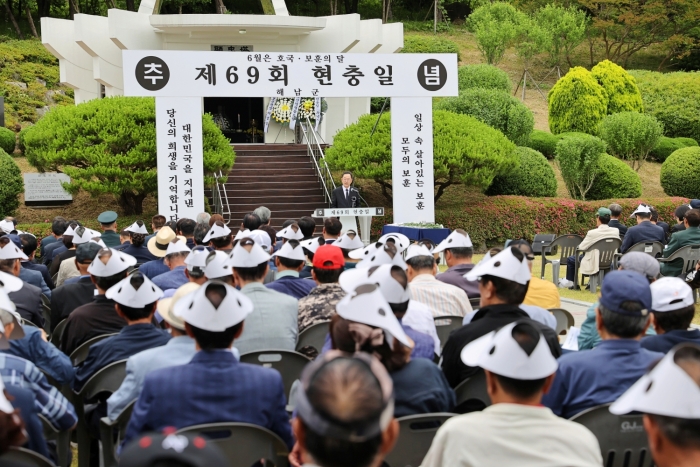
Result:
[630, 204, 652, 218]
[461, 320, 558, 380]
[234, 229, 251, 241]
[610, 344, 700, 417]
[87, 248, 138, 277]
[165, 239, 191, 256]
[106, 272, 163, 308]
[203, 222, 232, 243]
[229, 237, 271, 268]
[300, 237, 325, 255]
[404, 244, 434, 261]
[272, 241, 306, 262]
[64, 224, 77, 236]
[339, 264, 410, 304]
[247, 230, 272, 253]
[355, 243, 407, 270]
[0, 378, 14, 413]
[349, 242, 378, 260]
[277, 224, 304, 240]
[0, 290, 25, 348]
[378, 233, 410, 253]
[91, 238, 107, 249]
[204, 250, 233, 280]
[0, 271, 23, 293]
[434, 229, 473, 253]
[125, 221, 149, 235]
[336, 283, 413, 348]
[0, 220, 14, 234]
[157, 282, 201, 331]
[651, 277, 695, 312]
[184, 246, 210, 273]
[465, 246, 531, 285]
[0, 240, 27, 261]
[72, 227, 100, 245]
[174, 280, 254, 332]
[334, 230, 365, 251]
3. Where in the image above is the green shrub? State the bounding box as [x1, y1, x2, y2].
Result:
[370, 97, 390, 114]
[434, 88, 534, 145]
[457, 64, 512, 93]
[598, 111, 663, 171]
[591, 60, 644, 114]
[548, 67, 608, 135]
[325, 110, 518, 203]
[524, 130, 559, 159]
[555, 133, 607, 200]
[661, 147, 700, 199]
[466, 2, 520, 65]
[586, 154, 642, 200]
[17, 127, 27, 153]
[401, 35, 461, 60]
[486, 147, 557, 197]
[0, 127, 15, 154]
[675, 137, 698, 146]
[0, 149, 23, 216]
[629, 70, 700, 142]
[650, 136, 698, 162]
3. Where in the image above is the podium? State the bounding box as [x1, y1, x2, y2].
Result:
[313, 207, 385, 245]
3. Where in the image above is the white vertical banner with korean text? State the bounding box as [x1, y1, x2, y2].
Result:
[155, 97, 205, 222]
[391, 97, 434, 224]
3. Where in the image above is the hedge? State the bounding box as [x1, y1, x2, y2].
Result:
[586, 154, 642, 201]
[525, 130, 559, 159]
[486, 147, 557, 197]
[457, 64, 512, 93]
[661, 147, 700, 199]
[0, 149, 23, 217]
[401, 35, 461, 60]
[590, 60, 644, 114]
[649, 136, 698, 163]
[0, 127, 15, 154]
[548, 67, 608, 135]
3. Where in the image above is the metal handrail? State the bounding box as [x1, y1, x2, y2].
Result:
[211, 170, 232, 224]
[300, 118, 336, 206]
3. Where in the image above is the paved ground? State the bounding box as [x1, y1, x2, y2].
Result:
[560, 298, 594, 328]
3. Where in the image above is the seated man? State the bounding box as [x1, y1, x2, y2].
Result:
[298, 245, 345, 333]
[203, 221, 233, 253]
[642, 277, 700, 354]
[434, 229, 480, 298]
[608, 203, 628, 236]
[661, 208, 700, 277]
[266, 240, 315, 300]
[151, 239, 190, 292]
[559, 207, 620, 289]
[299, 236, 324, 279]
[0, 237, 43, 327]
[422, 321, 602, 467]
[122, 281, 294, 450]
[19, 234, 54, 290]
[543, 270, 664, 418]
[55, 226, 98, 287]
[670, 204, 690, 235]
[620, 204, 666, 253]
[511, 240, 560, 314]
[651, 207, 670, 238]
[141, 226, 177, 279]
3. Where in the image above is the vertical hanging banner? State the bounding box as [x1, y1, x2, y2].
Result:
[155, 97, 205, 221]
[391, 97, 434, 224]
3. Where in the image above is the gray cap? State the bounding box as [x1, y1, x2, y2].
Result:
[619, 252, 660, 280]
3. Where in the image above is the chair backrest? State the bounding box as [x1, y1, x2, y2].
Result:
[582, 237, 623, 270]
[433, 316, 463, 350]
[454, 370, 491, 413]
[532, 234, 556, 256]
[239, 350, 310, 401]
[626, 241, 664, 258]
[549, 308, 575, 335]
[50, 319, 67, 347]
[100, 400, 136, 467]
[549, 234, 584, 260]
[468, 297, 480, 310]
[665, 245, 700, 275]
[177, 422, 289, 467]
[295, 321, 330, 355]
[570, 404, 653, 467]
[51, 273, 58, 286]
[76, 359, 127, 400]
[20, 318, 38, 328]
[0, 447, 56, 467]
[70, 333, 117, 366]
[40, 293, 50, 308]
[384, 413, 456, 467]
[39, 413, 71, 467]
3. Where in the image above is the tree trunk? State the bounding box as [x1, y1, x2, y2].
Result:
[376, 179, 393, 204]
[5, 0, 24, 39]
[434, 180, 454, 203]
[118, 191, 146, 215]
[68, 0, 79, 19]
[25, 5, 38, 37]
[126, 0, 134, 10]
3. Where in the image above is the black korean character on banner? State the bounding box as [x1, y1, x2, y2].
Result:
[166, 109, 175, 118]
[168, 176, 177, 184]
[313, 65, 332, 85]
[415, 150, 423, 159]
[314, 55, 322, 63]
[294, 88, 301, 96]
[240, 46, 250, 52]
[183, 155, 192, 163]
[416, 202, 425, 210]
[402, 179, 411, 187]
[415, 113, 422, 122]
[195, 64, 216, 86]
[185, 199, 194, 208]
[167, 128, 176, 137]
[336, 55, 344, 63]
[169, 215, 179, 221]
[402, 146, 410, 155]
[416, 179, 425, 188]
[184, 165, 193, 174]
[417, 59, 448, 91]
[168, 142, 176, 150]
[213, 46, 223, 51]
[374, 65, 393, 85]
[415, 159, 424, 168]
[227, 46, 236, 51]
[263, 54, 271, 62]
[184, 179, 193, 187]
[402, 170, 410, 177]
[183, 144, 192, 153]
[169, 185, 177, 193]
[167, 119, 175, 127]
[269, 65, 288, 86]
[305, 55, 313, 62]
[342, 66, 364, 86]
[168, 152, 177, 161]
[416, 193, 424, 200]
[276, 89, 284, 96]
[182, 124, 191, 132]
[401, 138, 409, 144]
[277, 55, 285, 62]
[184, 189, 193, 197]
[287, 55, 295, 62]
[415, 123, 423, 131]
[402, 155, 410, 164]
[253, 54, 262, 62]
[183, 134, 192, 143]
[170, 205, 179, 213]
[415, 137, 423, 145]
[324, 55, 331, 62]
[169, 195, 179, 203]
[416, 169, 424, 177]
[135, 56, 169, 91]
[311, 89, 319, 96]
[168, 162, 177, 170]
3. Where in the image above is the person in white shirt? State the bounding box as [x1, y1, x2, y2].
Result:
[421, 320, 602, 467]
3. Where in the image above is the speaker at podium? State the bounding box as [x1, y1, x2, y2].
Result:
[312, 207, 385, 246]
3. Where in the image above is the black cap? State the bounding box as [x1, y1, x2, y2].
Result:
[119, 431, 228, 467]
[75, 242, 103, 263]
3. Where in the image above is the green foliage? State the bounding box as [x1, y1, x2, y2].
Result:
[370, 97, 390, 114]
[325, 110, 518, 203]
[457, 64, 512, 93]
[661, 147, 700, 199]
[467, 2, 520, 65]
[590, 60, 644, 114]
[400, 35, 461, 60]
[0, 127, 15, 154]
[629, 70, 700, 142]
[586, 154, 642, 200]
[486, 147, 557, 197]
[598, 111, 663, 171]
[548, 66, 608, 135]
[524, 129, 559, 159]
[513, 13, 550, 68]
[0, 149, 23, 217]
[555, 133, 607, 200]
[434, 88, 534, 145]
[535, 4, 587, 67]
[22, 97, 235, 215]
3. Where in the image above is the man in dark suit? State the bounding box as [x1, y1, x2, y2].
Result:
[0, 238, 43, 327]
[331, 171, 360, 209]
[621, 204, 667, 253]
[19, 234, 54, 290]
[608, 203, 628, 236]
[661, 209, 700, 277]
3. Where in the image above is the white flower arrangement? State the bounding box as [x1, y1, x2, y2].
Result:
[270, 97, 328, 127]
[271, 97, 294, 124]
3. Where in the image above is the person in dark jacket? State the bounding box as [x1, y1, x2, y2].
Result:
[608, 203, 628, 236]
[620, 204, 667, 253]
[435, 229, 480, 298]
[660, 208, 700, 277]
[670, 204, 691, 236]
[119, 221, 157, 264]
[266, 240, 315, 299]
[19, 235, 54, 290]
[642, 277, 700, 354]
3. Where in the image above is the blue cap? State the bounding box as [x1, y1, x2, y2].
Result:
[600, 270, 651, 316]
[7, 234, 21, 249]
[690, 199, 700, 209]
[97, 211, 118, 224]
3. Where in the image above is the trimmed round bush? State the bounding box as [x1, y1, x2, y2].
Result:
[661, 147, 700, 198]
[649, 136, 698, 162]
[457, 64, 512, 93]
[0, 149, 23, 216]
[598, 111, 663, 171]
[434, 88, 534, 145]
[591, 60, 644, 114]
[0, 127, 15, 154]
[486, 147, 557, 197]
[586, 154, 642, 200]
[524, 130, 558, 159]
[555, 133, 607, 200]
[401, 35, 461, 60]
[548, 66, 608, 135]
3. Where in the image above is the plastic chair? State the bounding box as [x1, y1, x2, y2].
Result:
[176, 422, 290, 467]
[532, 233, 556, 256]
[240, 350, 311, 402]
[73, 360, 127, 467]
[99, 400, 135, 467]
[468, 297, 480, 310]
[549, 308, 575, 335]
[384, 413, 456, 467]
[20, 318, 39, 328]
[454, 370, 491, 413]
[0, 447, 56, 467]
[51, 273, 58, 286]
[39, 414, 71, 467]
[50, 319, 67, 347]
[612, 241, 664, 270]
[295, 321, 330, 355]
[570, 403, 653, 467]
[433, 316, 463, 350]
[540, 235, 583, 284]
[659, 245, 700, 277]
[574, 237, 622, 292]
[40, 294, 51, 333]
[70, 333, 117, 366]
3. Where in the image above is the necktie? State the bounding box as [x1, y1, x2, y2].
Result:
[345, 189, 348, 200]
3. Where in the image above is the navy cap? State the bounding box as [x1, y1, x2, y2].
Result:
[690, 199, 700, 209]
[119, 431, 228, 467]
[6, 234, 21, 250]
[600, 270, 651, 316]
[97, 211, 118, 224]
[75, 242, 103, 263]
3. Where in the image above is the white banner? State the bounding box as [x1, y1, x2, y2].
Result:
[391, 97, 434, 224]
[123, 51, 457, 98]
[155, 97, 205, 222]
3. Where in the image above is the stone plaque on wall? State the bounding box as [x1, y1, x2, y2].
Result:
[23, 173, 73, 206]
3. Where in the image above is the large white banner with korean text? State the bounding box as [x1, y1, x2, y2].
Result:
[391, 97, 434, 224]
[155, 97, 205, 222]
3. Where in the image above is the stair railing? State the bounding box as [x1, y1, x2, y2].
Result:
[210, 170, 232, 224]
[300, 118, 336, 206]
